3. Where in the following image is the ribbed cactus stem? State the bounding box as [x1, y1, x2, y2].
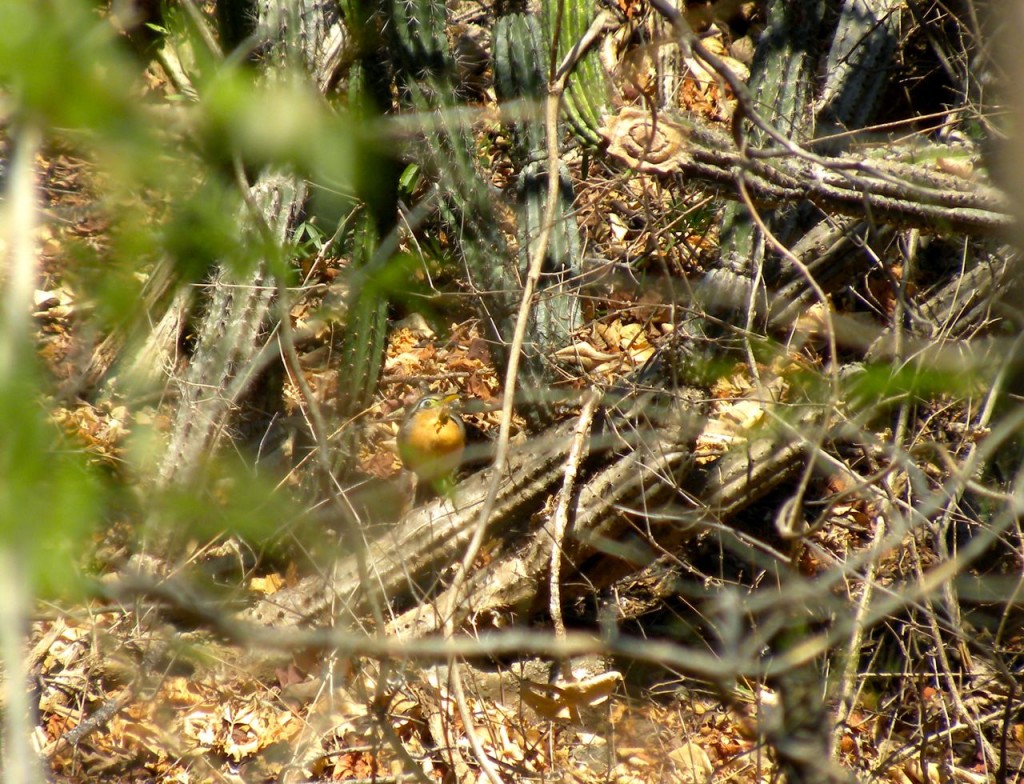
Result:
[542, 0, 610, 148]
[494, 12, 546, 157]
[387, 0, 452, 79]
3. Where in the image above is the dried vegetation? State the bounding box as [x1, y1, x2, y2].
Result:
[7, 0, 1024, 782]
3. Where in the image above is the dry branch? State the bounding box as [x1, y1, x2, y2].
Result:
[601, 107, 1012, 237]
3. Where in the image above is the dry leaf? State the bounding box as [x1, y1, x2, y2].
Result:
[249, 573, 285, 596]
[520, 671, 623, 720]
[667, 741, 713, 784]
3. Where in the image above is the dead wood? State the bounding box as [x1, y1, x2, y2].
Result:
[601, 107, 1013, 238]
[240, 232, 1018, 642]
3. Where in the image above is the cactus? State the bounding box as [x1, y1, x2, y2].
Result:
[493, 12, 546, 157]
[333, 209, 389, 459]
[493, 12, 545, 102]
[379, 0, 591, 425]
[542, 0, 610, 148]
[387, 0, 454, 87]
[517, 160, 583, 357]
[816, 0, 902, 150]
[495, 10, 585, 418]
[328, 1, 400, 474]
[718, 0, 828, 269]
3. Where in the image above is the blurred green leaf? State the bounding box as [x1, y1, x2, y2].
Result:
[398, 162, 422, 199]
[0, 361, 100, 598]
[844, 361, 981, 405]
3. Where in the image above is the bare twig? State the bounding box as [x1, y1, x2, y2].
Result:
[549, 389, 600, 671]
[439, 10, 619, 784]
[445, 7, 619, 627]
[52, 638, 169, 755]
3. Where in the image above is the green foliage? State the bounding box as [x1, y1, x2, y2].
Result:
[0, 352, 101, 598]
[148, 461, 302, 547]
[843, 361, 983, 406]
[0, 0, 380, 592]
[0, 0, 141, 136]
[161, 178, 247, 280]
[200, 70, 355, 180]
[494, 12, 546, 159]
[398, 163, 423, 201]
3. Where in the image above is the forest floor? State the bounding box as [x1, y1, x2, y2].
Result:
[17, 2, 1024, 783]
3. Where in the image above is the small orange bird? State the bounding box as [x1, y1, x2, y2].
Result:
[397, 393, 466, 493]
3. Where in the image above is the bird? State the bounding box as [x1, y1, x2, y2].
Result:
[397, 392, 466, 495]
